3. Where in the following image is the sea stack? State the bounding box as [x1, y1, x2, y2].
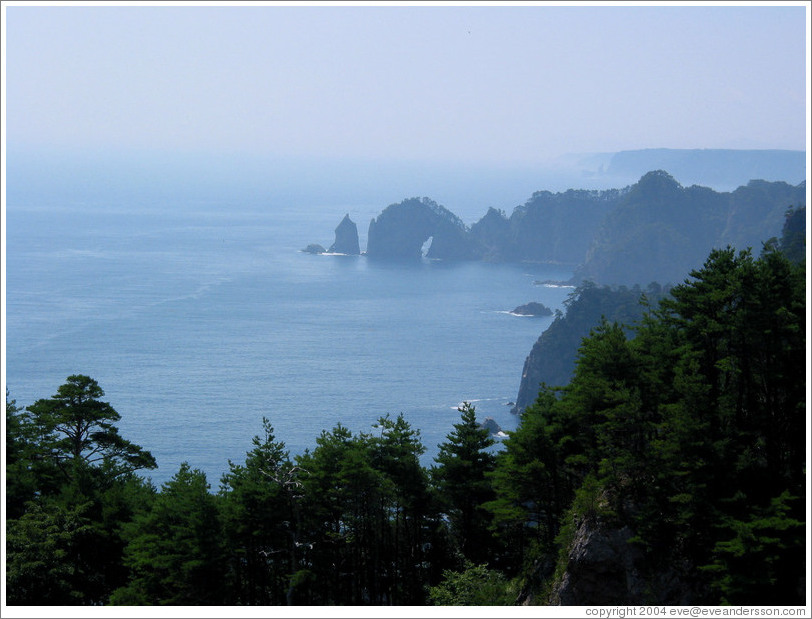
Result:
[329, 214, 361, 255]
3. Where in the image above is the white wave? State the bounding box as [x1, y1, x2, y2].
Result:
[486, 310, 535, 317]
[449, 397, 505, 410]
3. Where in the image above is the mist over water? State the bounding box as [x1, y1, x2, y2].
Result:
[5, 149, 637, 224]
[5, 182, 575, 486]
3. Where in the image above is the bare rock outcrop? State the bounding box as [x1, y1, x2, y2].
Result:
[548, 515, 698, 606]
[328, 214, 360, 255]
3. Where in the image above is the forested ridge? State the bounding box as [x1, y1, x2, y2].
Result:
[512, 281, 672, 414]
[5, 216, 806, 606]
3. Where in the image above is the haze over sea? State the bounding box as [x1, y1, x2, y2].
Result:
[5, 166, 586, 487]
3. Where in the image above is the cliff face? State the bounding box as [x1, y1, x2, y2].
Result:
[366, 197, 482, 260]
[779, 205, 806, 264]
[512, 283, 663, 414]
[328, 214, 360, 255]
[548, 516, 699, 606]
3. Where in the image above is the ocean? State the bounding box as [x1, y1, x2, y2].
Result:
[4, 197, 574, 487]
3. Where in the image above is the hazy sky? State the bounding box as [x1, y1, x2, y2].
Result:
[4, 2, 808, 167]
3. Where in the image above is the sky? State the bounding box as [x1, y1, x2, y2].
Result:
[3, 2, 809, 168]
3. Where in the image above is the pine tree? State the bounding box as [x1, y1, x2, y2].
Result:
[219, 418, 301, 605]
[431, 402, 497, 565]
[25, 375, 156, 485]
[110, 463, 226, 605]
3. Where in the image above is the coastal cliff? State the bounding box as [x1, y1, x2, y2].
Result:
[320, 171, 804, 288]
[512, 283, 664, 414]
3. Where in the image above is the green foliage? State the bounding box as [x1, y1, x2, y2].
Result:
[6, 501, 98, 605]
[489, 246, 805, 604]
[701, 491, 805, 604]
[6, 390, 52, 518]
[218, 417, 301, 605]
[514, 281, 668, 412]
[428, 562, 514, 606]
[25, 375, 156, 484]
[431, 403, 497, 565]
[111, 463, 226, 605]
[6, 377, 159, 604]
[486, 388, 567, 574]
[292, 414, 439, 605]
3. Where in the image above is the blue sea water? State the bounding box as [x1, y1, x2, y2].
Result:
[5, 198, 574, 487]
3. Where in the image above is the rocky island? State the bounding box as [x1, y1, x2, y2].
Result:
[478, 416, 504, 436]
[511, 302, 553, 316]
[302, 243, 326, 254]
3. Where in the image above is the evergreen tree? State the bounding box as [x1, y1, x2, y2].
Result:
[6, 377, 159, 604]
[110, 463, 226, 605]
[369, 413, 433, 604]
[219, 418, 303, 605]
[486, 387, 567, 575]
[6, 390, 52, 519]
[25, 375, 156, 486]
[295, 424, 388, 604]
[431, 402, 497, 565]
[6, 501, 98, 605]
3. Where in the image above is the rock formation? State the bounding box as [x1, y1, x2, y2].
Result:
[511, 302, 553, 316]
[478, 417, 503, 436]
[302, 243, 326, 254]
[365, 197, 483, 260]
[547, 515, 699, 605]
[328, 214, 361, 255]
[316, 172, 805, 286]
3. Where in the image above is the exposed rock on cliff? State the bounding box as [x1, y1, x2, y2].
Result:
[547, 515, 699, 605]
[550, 517, 643, 605]
[328, 214, 361, 255]
[366, 197, 483, 260]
